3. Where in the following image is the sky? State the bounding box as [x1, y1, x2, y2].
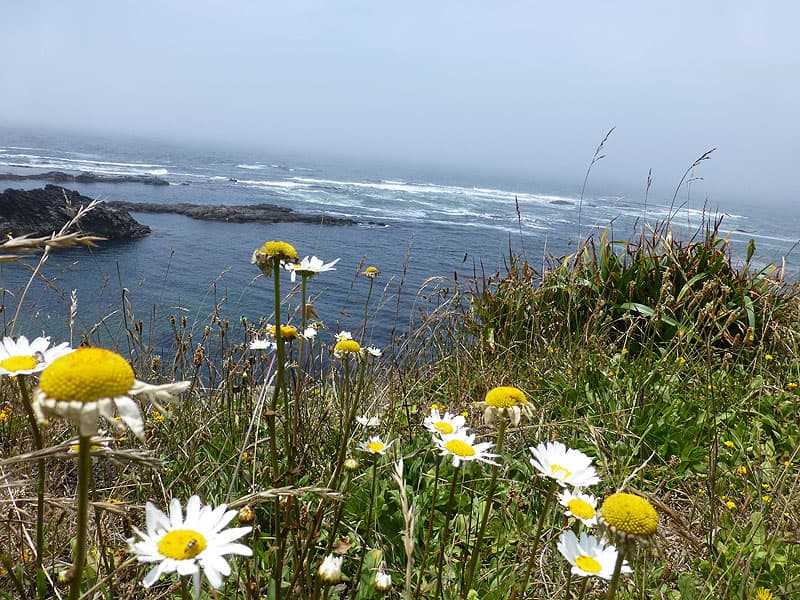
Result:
[1, 1, 799, 205]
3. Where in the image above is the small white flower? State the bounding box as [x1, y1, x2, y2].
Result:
[423, 408, 466, 437]
[0, 335, 73, 376]
[302, 327, 317, 340]
[529, 441, 601, 487]
[359, 435, 394, 455]
[250, 338, 276, 352]
[558, 489, 598, 526]
[318, 553, 343, 584]
[356, 415, 381, 428]
[434, 430, 499, 468]
[374, 567, 392, 591]
[335, 331, 353, 343]
[364, 346, 382, 357]
[290, 256, 340, 282]
[556, 530, 630, 580]
[128, 495, 252, 592]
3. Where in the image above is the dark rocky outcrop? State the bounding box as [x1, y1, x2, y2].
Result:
[0, 170, 169, 185]
[0, 185, 151, 239]
[109, 201, 359, 225]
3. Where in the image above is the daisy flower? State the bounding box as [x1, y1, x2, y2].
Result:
[249, 338, 276, 352]
[482, 386, 531, 425]
[318, 553, 343, 584]
[335, 331, 353, 342]
[128, 495, 252, 592]
[556, 530, 629, 580]
[33, 347, 189, 440]
[0, 335, 72, 376]
[374, 567, 392, 591]
[289, 255, 340, 282]
[334, 338, 362, 358]
[364, 346, 382, 357]
[423, 408, 466, 437]
[529, 441, 601, 487]
[359, 435, 394, 455]
[599, 492, 659, 546]
[356, 415, 381, 428]
[435, 430, 499, 468]
[251, 240, 298, 274]
[363, 266, 380, 279]
[558, 488, 598, 526]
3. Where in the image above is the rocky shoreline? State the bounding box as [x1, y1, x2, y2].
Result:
[0, 170, 169, 186]
[0, 185, 151, 239]
[109, 200, 358, 225]
[1, 186, 365, 243]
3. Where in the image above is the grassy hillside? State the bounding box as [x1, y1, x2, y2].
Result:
[0, 216, 798, 599]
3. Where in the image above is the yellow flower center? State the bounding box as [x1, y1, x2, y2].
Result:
[485, 386, 527, 408]
[755, 588, 774, 600]
[574, 555, 602, 574]
[39, 348, 134, 403]
[567, 498, 596, 520]
[270, 325, 298, 340]
[334, 339, 362, 354]
[0, 355, 38, 373]
[257, 240, 298, 260]
[434, 421, 454, 434]
[444, 439, 476, 457]
[366, 441, 386, 453]
[601, 492, 659, 536]
[364, 266, 380, 278]
[550, 464, 572, 480]
[157, 529, 207, 560]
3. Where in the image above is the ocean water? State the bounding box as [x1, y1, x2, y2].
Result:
[1, 127, 798, 352]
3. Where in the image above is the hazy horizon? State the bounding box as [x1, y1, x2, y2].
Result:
[2, 2, 799, 206]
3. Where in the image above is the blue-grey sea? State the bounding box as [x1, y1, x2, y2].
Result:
[1, 126, 798, 352]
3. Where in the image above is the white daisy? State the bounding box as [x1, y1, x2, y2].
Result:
[289, 255, 340, 282]
[128, 495, 252, 592]
[356, 415, 381, 428]
[318, 553, 343, 584]
[33, 347, 189, 440]
[359, 435, 394, 455]
[529, 441, 601, 487]
[364, 346, 382, 357]
[335, 331, 353, 342]
[434, 430, 499, 468]
[302, 326, 318, 340]
[556, 530, 630, 580]
[423, 408, 467, 437]
[374, 567, 392, 591]
[558, 489, 599, 526]
[249, 338, 276, 352]
[0, 335, 72, 376]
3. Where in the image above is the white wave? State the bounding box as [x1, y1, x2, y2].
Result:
[1, 152, 165, 169]
[236, 178, 311, 190]
[236, 164, 265, 170]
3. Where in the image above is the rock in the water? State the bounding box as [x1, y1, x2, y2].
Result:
[0, 170, 169, 185]
[109, 200, 361, 225]
[0, 185, 151, 240]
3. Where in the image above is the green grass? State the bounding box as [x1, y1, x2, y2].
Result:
[0, 217, 799, 600]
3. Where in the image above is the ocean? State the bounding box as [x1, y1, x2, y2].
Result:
[1, 127, 798, 353]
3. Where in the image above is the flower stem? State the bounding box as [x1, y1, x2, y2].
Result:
[68, 434, 92, 600]
[361, 278, 374, 344]
[179, 575, 191, 600]
[514, 480, 557, 595]
[350, 459, 380, 599]
[577, 575, 589, 600]
[462, 417, 507, 594]
[604, 546, 628, 600]
[433, 466, 460, 600]
[17, 376, 47, 599]
[413, 453, 441, 597]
